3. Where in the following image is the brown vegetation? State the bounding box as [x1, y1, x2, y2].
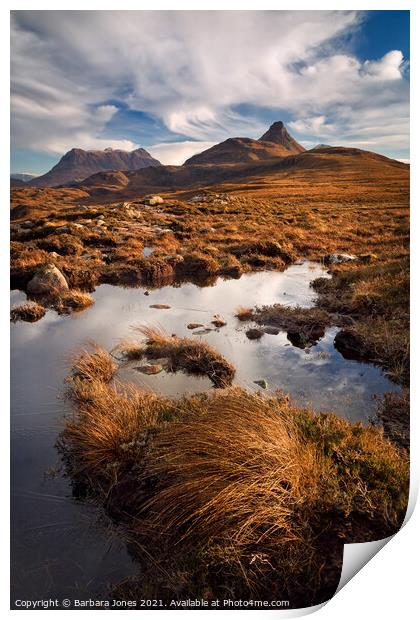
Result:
[312, 257, 409, 383]
[249, 305, 331, 348]
[374, 390, 409, 450]
[118, 327, 235, 388]
[59, 350, 409, 607]
[53, 290, 95, 313]
[10, 302, 46, 323]
[235, 306, 254, 321]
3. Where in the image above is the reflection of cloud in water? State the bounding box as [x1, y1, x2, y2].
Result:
[10, 261, 401, 600]
[12, 262, 398, 422]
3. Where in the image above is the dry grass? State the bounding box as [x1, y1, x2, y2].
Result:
[235, 306, 253, 321]
[313, 261, 409, 382]
[68, 344, 117, 385]
[10, 302, 46, 323]
[119, 326, 235, 388]
[26, 288, 95, 316]
[241, 305, 331, 348]
[54, 290, 95, 313]
[59, 359, 409, 607]
[11, 183, 409, 385]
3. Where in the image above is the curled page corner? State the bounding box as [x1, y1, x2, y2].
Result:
[335, 482, 417, 597]
[335, 535, 393, 595]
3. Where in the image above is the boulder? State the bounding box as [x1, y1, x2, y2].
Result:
[246, 328, 264, 340]
[264, 326, 280, 335]
[143, 195, 164, 206]
[27, 264, 69, 295]
[334, 329, 366, 360]
[324, 253, 357, 264]
[135, 364, 163, 375]
[254, 379, 268, 389]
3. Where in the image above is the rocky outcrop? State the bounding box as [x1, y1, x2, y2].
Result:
[29, 147, 161, 188]
[334, 329, 366, 360]
[27, 264, 69, 295]
[259, 121, 306, 153]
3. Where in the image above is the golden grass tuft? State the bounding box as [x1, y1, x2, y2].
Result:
[58, 289, 95, 311]
[59, 365, 409, 606]
[68, 343, 117, 384]
[235, 306, 253, 321]
[10, 302, 46, 323]
[121, 326, 236, 388]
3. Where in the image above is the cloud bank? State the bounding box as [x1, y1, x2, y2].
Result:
[11, 10, 409, 165]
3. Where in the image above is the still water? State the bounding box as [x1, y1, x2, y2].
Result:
[10, 261, 399, 603]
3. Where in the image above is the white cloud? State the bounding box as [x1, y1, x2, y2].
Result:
[10, 10, 409, 159]
[362, 50, 404, 80]
[289, 116, 335, 136]
[147, 141, 217, 165]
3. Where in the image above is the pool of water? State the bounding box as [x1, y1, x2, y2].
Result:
[10, 261, 399, 603]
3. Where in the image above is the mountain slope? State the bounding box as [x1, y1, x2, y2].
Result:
[11, 173, 38, 183]
[72, 145, 408, 203]
[29, 147, 161, 188]
[184, 122, 304, 165]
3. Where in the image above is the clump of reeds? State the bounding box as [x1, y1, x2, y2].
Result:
[119, 326, 236, 388]
[58, 289, 94, 312]
[68, 343, 117, 384]
[10, 302, 46, 323]
[175, 252, 220, 277]
[235, 306, 253, 321]
[239, 304, 331, 348]
[59, 367, 409, 607]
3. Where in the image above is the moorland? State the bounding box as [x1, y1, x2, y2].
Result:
[11, 122, 410, 607]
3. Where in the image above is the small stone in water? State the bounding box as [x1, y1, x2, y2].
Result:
[254, 379, 268, 389]
[135, 364, 163, 375]
[246, 328, 264, 340]
[150, 304, 171, 309]
[193, 328, 213, 335]
[264, 326, 280, 335]
[187, 323, 204, 329]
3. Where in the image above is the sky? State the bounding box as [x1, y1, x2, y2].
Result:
[10, 10, 410, 174]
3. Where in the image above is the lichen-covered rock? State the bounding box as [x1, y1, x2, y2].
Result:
[27, 263, 69, 295]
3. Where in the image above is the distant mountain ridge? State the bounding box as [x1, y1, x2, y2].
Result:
[70, 143, 408, 203]
[184, 121, 305, 165]
[11, 173, 38, 183]
[29, 147, 161, 188]
[19, 121, 408, 197]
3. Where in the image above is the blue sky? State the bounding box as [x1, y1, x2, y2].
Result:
[11, 10, 409, 173]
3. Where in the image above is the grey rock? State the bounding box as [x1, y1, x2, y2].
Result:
[254, 379, 268, 389]
[324, 253, 357, 264]
[27, 264, 69, 295]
